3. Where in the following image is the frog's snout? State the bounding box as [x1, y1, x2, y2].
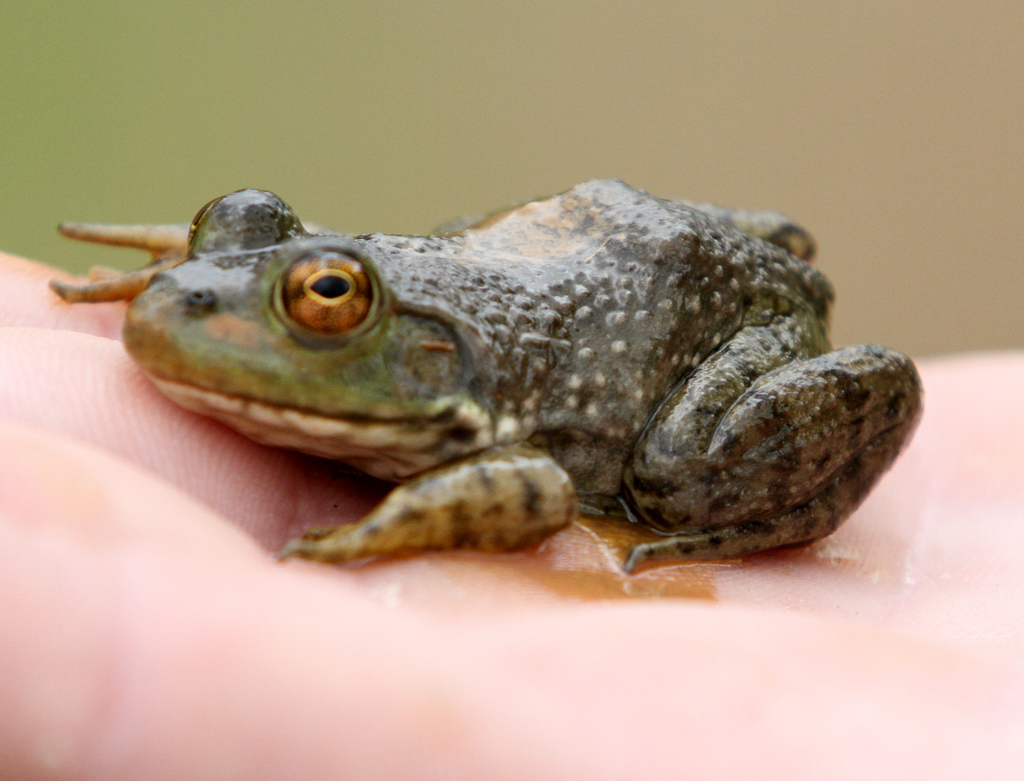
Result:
[131, 271, 221, 319]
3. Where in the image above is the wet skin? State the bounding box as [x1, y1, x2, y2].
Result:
[50, 180, 922, 571]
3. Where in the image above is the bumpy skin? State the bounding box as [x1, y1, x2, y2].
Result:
[52, 179, 922, 571]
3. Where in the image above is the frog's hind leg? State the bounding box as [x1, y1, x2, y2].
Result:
[622, 328, 922, 573]
[676, 199, 816, 261]
[49, 222, 189, 303]
[623, 429, 910, 572]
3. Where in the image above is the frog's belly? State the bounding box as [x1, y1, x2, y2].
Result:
[148, 376, 492, 483]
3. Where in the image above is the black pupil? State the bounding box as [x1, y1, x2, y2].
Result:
[310, 274, 350, 299]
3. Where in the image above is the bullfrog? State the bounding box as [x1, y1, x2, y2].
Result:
[50, 179, 922, 572]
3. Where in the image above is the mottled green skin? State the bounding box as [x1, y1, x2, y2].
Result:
[115, 179, 922, 568]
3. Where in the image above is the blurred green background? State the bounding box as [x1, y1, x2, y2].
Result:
[2, 0, 1020, 356]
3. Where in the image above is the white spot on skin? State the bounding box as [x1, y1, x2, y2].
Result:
[496, 416, 520, 440]
[612, 341, 627, 354]
[711, 292, 722, 309]
[568, 374, 583, 390]
[586, 402, 599, 417]
[566, 395, 579, 409]
[633, 387, 645, 400]
[606, 311, 627, 327]
[577, 306, 593, 321]
[578, 347, 595, 360]
[711, 333, 721, 347]
[634, 310, 651, 322]
[730, 278, 741, 291]
[658, 298, 675, 312]
[594, 372, 607, 388]
[686, 295, 701, 314]
[713, 265, 724, 278]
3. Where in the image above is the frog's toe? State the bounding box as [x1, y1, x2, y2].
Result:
[277, 538, 309, 560]
[57, 222, 189, 260]
[51, 222, 192, 304]
[300, 525, 339, 541]
[621, 528, 758, 573]
[622, 521, 788, 572]
[277, 535, 338, 561]
[277, 524, 377, 563]
[278, 525, 367, 561]
[622, 544, 653, 574]
[622, 523, 775, 572]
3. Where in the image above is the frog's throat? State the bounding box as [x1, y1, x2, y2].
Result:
[147, 376, 494, 483]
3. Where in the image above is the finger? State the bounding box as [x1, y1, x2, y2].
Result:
[0, 252, 127, 339]
[1, 422, 1021, 779]
[0, 326, 386, 547]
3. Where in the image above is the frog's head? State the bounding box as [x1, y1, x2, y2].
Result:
[124, 190, 494, 481]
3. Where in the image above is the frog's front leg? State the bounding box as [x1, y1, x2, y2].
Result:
[622, 322, 922, 572]
[279, 444, 577, 563]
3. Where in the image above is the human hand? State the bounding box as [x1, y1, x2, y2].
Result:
[2, 252, 1022, 778]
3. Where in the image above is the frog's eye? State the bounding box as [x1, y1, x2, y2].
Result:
[188, 190, 305, 256]
[279, 252, 373, 334]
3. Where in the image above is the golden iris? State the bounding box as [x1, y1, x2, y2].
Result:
[279, 252, 373, 334]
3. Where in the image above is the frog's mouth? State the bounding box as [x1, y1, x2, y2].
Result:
[148, 375, 494, 483]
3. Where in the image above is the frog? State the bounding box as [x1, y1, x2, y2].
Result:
[49, 179, 922, 572]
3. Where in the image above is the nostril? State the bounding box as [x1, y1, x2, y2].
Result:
[184, 288, 218, 313]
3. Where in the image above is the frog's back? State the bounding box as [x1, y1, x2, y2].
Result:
[357, 179, 832, 493]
